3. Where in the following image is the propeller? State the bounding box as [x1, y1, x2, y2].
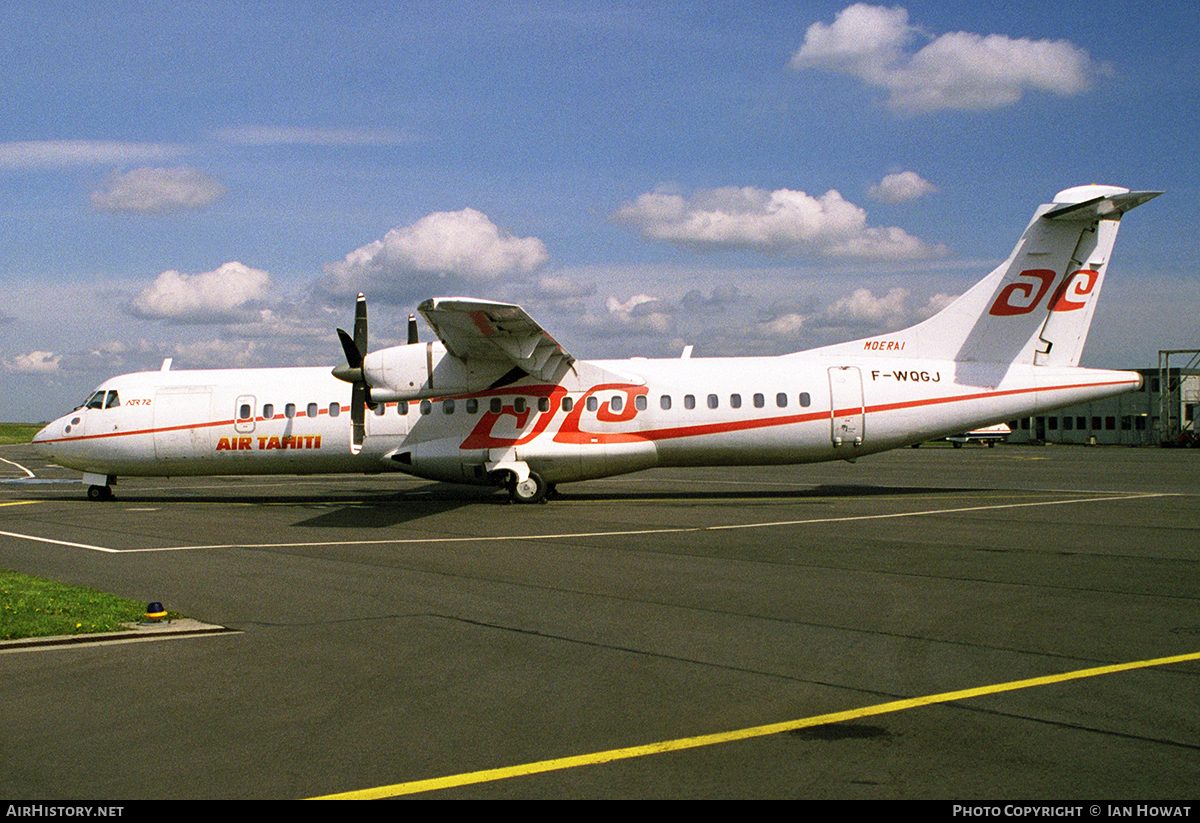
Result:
[332, 293, 370, 450]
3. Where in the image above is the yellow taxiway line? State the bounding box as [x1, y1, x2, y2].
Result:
[313, 650, 1200, 799]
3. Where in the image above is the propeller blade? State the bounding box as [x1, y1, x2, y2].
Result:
[336, 328, 362, 370]
[353, 293, 368, 360]
[350, 383, 366, 449]
[408, 314, 419, 345]
[333, 293, 372, 453]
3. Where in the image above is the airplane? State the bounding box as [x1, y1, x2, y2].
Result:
[32, 184, 1159, 504]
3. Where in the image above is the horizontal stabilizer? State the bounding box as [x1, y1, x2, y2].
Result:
[1044, 188, 1161, 222]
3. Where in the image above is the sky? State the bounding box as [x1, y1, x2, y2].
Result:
[2, 1, 1199, 421]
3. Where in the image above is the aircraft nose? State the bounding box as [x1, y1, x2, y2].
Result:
[31, 420, 58, 457]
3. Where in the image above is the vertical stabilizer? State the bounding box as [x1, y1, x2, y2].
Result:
[834, 185, 1160, 366]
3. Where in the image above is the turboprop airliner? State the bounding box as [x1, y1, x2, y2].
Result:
[33, 184, 1158, 503]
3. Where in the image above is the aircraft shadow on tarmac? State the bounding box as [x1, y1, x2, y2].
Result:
[287, 482, 976, 530]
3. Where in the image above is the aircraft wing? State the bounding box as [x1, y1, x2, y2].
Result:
[417, 297, 576, 383]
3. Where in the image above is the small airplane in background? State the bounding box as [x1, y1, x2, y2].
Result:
[33, 184, 1158, 503]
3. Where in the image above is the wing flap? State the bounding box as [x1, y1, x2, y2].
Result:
[418, 297, 576, 383]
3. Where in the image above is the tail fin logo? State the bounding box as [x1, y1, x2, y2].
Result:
[988, 269, 1056, 316]
[988, 268, 1099, 317]
[1047, 269, 1098, 312]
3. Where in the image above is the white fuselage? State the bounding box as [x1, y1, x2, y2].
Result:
[32, 354, 1140, 486]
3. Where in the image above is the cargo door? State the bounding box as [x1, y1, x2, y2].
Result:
[828, 366, 864, 447]
[153, 387, 215, 462]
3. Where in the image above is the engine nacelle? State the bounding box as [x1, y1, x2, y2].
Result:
[362, 342, 512, 401]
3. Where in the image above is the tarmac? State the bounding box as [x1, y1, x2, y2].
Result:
[0, 441, 1196, 799]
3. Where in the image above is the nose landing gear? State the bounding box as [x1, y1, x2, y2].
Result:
[87, 484, 114, 501]
[83, 472, 116, 501]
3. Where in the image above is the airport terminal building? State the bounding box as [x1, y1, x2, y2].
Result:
[1006, 366, 1199, 446]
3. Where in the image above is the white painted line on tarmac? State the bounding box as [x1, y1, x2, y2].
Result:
[119, 491, 1173, 554]
[0, 491, 1171, 555]
[0, 529, 119, 553]
[0, 456, 35, 478]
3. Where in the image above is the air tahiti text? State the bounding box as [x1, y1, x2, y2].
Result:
[216, 435, 323, 451]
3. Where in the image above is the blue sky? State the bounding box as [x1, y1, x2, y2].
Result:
[2, 1, 1198, 421]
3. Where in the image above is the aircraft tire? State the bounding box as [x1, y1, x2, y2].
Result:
[87, 484, 113, 502]
[509, 472, 548, 504]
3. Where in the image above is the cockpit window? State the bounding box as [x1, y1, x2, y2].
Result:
[85, 391, 106, 410]
[105, 390, 120, 409]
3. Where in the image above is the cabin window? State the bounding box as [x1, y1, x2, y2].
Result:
[611, 395, 623, 412]
[285, 403, 296, 419]
[373, 403, 386, 416]
[263, 404, 274, 419]
[105, 391, 120, 409]
[753, 393, 765, 409]
[307, 403, 318, 418]
[660, 395, 671, 410]
[707, 394, 718, 410]
[777, 393, 787, 408]
[799, 392, 811, 408]
[586, 396, 598, 412]
[538, 397, 550, 412]
[239, 403, 252, 420]
[562, 397, 573, 412]
[729, 394, 741, 409]
[420, 400, 432, 415]
[635, 395, 646, 411]
[684, 394, 695, 410]
[514, 397, 527, 414]
[443, 399, 455, 414]
[397, 401, 408, 415]
[329, 403, 340, 417]
[466, 398, 478, 414]
[490, 398, 503, 414]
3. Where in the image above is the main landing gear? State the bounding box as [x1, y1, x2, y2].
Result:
[508, 472, 549, 504]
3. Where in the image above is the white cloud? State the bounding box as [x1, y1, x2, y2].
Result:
[3, 351, 61, 373]
[614, 185, 943, 260]
[90, 166, 226, 214]
[815, 286, 912, 328]
[791, 4, 1099, 113]
[757, 313, 806, 338]
[170, 338, 263, 369]
[0, 140, 183, 171]
[756, 287, 960, 341]
[129, 262, 272, 323]
[869, 171, 937, 203]
[212, 126, 414, 146]
[601, 294, 673, 334]
[535, 274, 595, 299]
[323, 208, 549, 299]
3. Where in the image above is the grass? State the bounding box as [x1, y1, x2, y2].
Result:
[0, 423, 43, 445]
[1, 570, 154, 640]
